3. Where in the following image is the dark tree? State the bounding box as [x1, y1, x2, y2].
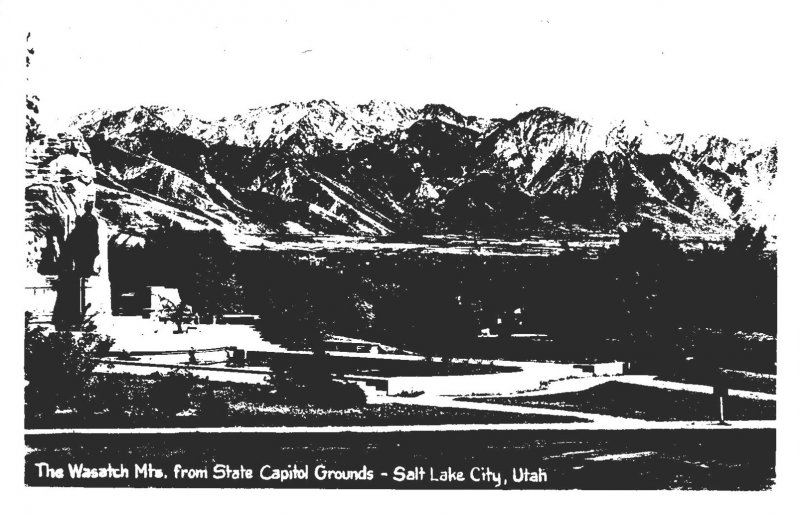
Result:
[146, 370, 195, 420]
[146, 222, 243, 318]
[603, 221, 688, 369]
[687, 222, 775, 337]
[713, 223, 775, 335]
[261, 286, 326, 354]
[377, 270, 479, 360]
[727, 223, 768, 258]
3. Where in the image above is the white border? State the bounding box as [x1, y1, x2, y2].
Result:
[2, 1, 799, 511]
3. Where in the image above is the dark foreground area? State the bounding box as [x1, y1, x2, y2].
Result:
[25, 428, 775, 490]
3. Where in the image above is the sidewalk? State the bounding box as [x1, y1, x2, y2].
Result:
[614, 375, 776, 401]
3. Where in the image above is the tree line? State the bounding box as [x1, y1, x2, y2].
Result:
[109, 221, 775, 369]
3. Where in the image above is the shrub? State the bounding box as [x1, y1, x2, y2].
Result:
[195, 383, 229, 421]
[25, 315, 113, 422]
[270, 356, 366, 408]
[146, 370, 195, 419]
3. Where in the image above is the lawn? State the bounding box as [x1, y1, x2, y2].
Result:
[459, 381, 775, 421]
[656, 369, 776, 394]
[30, 402, 585, 429]
[226, 402, 584, 427]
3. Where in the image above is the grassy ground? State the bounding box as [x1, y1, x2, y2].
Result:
[656, 369, 776, 394]
[459, 382, 775, 421]
[31, 403, 584, 429]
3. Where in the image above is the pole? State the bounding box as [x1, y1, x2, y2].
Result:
[718, 395, 725, 424]
[80, 277, 87, 314]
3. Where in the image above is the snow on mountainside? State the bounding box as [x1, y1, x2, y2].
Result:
[66, 101, 777, 239]
[465, 109, 776, 232]
[213, 99, 498, 153]
[476, 107, 595, 190]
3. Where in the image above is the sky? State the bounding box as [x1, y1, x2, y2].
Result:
[21, 0, 792, 143]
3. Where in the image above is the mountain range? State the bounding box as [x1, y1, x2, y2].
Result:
[67, 100, 776, 239]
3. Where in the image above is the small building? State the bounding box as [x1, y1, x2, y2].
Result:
[114, 285, 183, 318]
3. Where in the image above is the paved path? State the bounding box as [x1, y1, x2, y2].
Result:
[462, 375, 614, 399]
[614, 375, 776, 401]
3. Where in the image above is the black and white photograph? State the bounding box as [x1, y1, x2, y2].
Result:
[4, 0, 799, 507]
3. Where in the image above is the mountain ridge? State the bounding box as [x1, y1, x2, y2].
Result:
[65, 101, 777, 239]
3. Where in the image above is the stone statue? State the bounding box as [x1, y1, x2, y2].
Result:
[52, 201, 100, 329]
[69, 201, 100, 278]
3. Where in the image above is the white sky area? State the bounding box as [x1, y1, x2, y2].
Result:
[22, 0, 792, 143]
